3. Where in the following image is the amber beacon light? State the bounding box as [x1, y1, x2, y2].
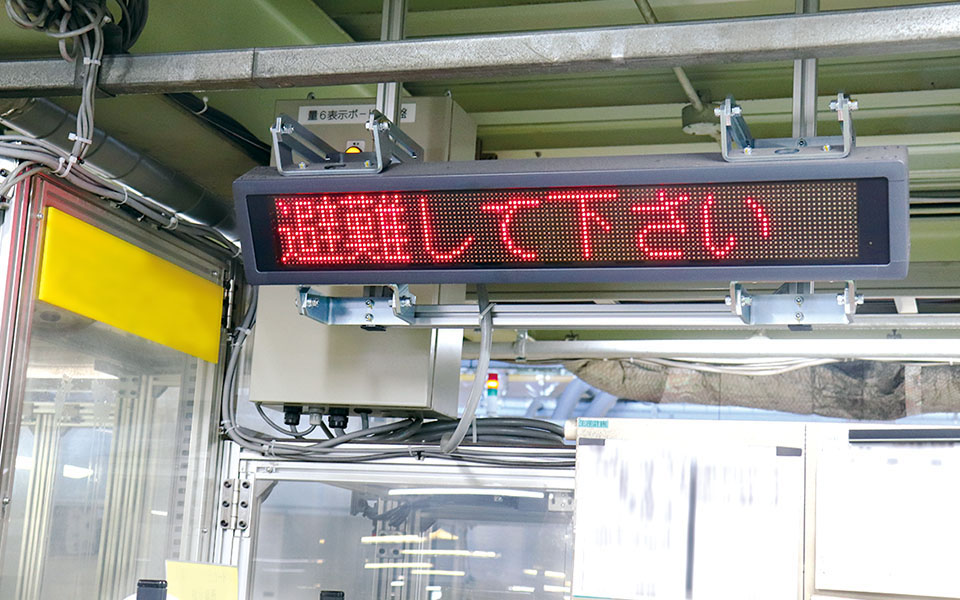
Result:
[234, 148, 909, 285]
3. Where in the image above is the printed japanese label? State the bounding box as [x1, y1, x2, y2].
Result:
[297, 103, 417, 124]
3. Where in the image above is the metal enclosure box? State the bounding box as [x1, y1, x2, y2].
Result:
[248, 284, 464, 417]
[247, 97, 475, 417]
[274, 96, 477, 162]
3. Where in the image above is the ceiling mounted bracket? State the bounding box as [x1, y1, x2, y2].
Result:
[296, 285, 417, 326]
[716, 93, 857, 162]
[726, 281, 864, 325]
[270, 110, 422, 176]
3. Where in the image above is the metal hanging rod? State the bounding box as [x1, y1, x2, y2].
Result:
[1, 5, 959, 97]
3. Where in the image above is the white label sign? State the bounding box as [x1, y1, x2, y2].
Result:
[297, 103, 416, 125]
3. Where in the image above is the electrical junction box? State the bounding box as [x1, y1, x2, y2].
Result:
[274, 95, 477, 162]
[247, 97, 475, 418]
[248, 284, 464, 418]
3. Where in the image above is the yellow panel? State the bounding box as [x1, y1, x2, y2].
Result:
[37, 207, 222, 363]
[165, 561, 238, 600]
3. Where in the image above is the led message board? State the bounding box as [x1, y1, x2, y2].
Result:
[235, 148, 909, 284]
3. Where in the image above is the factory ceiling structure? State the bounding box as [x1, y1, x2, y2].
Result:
[1, 0, 959, 219]
[4, 2, 960, 599]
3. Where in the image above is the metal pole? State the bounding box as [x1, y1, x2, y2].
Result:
[376, 0, 407, 124]
[792, 0, 819, 139]
[633, 0, 704, 112]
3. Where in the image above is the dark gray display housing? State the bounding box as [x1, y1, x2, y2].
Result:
[233, 147, 909, 285]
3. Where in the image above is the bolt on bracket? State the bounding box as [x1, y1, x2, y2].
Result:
[297, 285, 417, 326]
[726, 281, 863, 325]
[717, 93, 857, 162]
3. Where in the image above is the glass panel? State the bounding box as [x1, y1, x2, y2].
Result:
[0, 300, 216, 600]
[252, 479, 574, 600]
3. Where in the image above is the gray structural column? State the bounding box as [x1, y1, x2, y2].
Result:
[792, 0, 820, 139]
[376, 0, 407, 124]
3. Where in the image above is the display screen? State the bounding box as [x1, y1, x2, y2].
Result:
[247, 179, 889, 275]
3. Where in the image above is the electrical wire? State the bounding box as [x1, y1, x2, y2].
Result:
[165, 93, 271, 164]
[634, 357, 840, 376]
[1, 0, 237, 259]
[219, 287, 573, 468]
[440, 284, 493, 453]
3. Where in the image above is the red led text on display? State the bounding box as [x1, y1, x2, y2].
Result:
[271, 183, 859, 267]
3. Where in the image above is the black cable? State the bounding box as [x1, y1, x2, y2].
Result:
[164, 92, 271, 164]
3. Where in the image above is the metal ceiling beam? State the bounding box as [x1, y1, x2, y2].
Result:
[1, 4, 960, 97]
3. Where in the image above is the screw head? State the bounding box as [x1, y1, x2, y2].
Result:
[297, 161, 307, 169]
[364, 313, 374, 322]
[743, 147, 753, 155]
[365, 299, 375, 309]
[795, 312, 804, 321]
[822, 144, 831, 152]
[795, 296, 803, 304]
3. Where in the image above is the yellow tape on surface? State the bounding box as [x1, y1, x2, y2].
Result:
[37, 208, 222, 363]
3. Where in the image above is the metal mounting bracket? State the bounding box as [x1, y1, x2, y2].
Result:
[717, 93, 857, 162]
[297, 285, 417, 326]
[270, 110, 423, 176]
[726, 281, 864, 325]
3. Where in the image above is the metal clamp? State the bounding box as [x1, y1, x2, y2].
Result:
[297, 285, 417, 326]
[717, 93, 857, 162]
[726, 281, 864, 325]
[271, 110, 423, 176]
[387, 284, 416, 324]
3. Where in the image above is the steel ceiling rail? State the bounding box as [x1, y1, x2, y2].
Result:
[465, 339, 960, 361]
[2, 4, 960, 96]
[409, 303, 960, 330]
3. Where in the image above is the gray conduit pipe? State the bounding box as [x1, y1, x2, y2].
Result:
[583, 391, 620, 418]
[633, 0, 704, 112]
[550, 378, 591, 420]
[0, 97, 234, 231]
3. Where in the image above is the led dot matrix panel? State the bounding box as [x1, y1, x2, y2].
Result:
[235, 148, 909, 284]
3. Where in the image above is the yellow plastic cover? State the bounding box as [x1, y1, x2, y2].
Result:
[38, 207, 222, 363]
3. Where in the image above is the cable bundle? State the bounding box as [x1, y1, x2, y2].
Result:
[223, 288, 574, 468]
[1, 0, 235, 256]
